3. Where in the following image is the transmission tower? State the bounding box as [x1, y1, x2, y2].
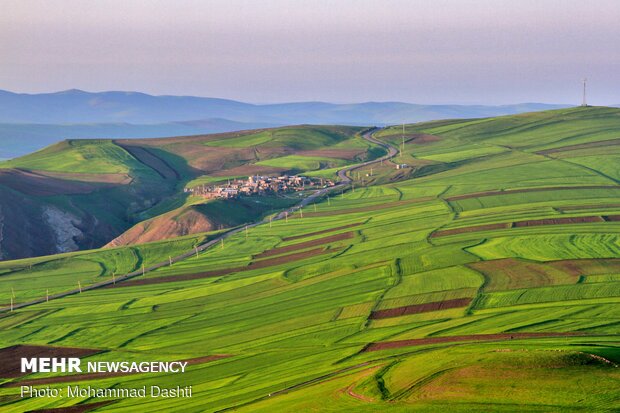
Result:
[581, 78, 588, 107]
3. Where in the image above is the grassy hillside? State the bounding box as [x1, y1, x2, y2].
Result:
[0, 107, 619, 412]
[0, 125, 369, 260]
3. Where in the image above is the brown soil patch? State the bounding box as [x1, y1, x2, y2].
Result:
[114, 247, 340, 287]
[364, 332, 585, 352]
[249, 246, 343, 269]
[283, 222, 364, 242]
[161, 143, 253, 172]
[115, 143, 179, 180]
[469, 258, 620, 292]
[34, 171, 131, 185]
[369, 298, 472, 319]
[304, 197, 435, 218]
[433, 215, 609, 238]
[255, 232, 354, 258]
[6, 355, 231, 387]
[211, 164, 288, 177]
[536, 138, 620, 155]
[182, 354, 232, 365]
[408, 133, 442, 144]
[446, 186, 620, 202]
[432, 223, 509, 238]
[27, 400, 117, 413]
[381, 133, 442, 144]
[0, 169, 100, 196]
[547, 258, 620, 277]
[296, 149, 364, 160]
[105, 207, 215, 247]
[468, 258, 579, 291]
[109, 266, 245, 287]
[0, 345, 100, 379]
[514, 216, 603, 227]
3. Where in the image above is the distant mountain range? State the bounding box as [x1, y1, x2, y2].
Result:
[0, 119, 275, 160]
[0, 89, 574, 159]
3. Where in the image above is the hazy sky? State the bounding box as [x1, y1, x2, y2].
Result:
[1, 0, 618, 104]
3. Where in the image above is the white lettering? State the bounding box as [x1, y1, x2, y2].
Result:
[21, 358, 37, 373]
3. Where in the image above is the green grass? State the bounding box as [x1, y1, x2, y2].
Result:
[0, 140, 151, 175]
[256, 154, 348, 171]
[1, 107, 619, 412]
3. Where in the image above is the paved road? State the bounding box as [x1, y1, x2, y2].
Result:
[0, 128, 398, 313]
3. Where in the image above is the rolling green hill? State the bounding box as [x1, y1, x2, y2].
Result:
[0, 125, 369, 260]
[0, 107, 619, 412]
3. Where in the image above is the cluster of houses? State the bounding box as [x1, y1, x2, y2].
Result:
[185, 175, 335, 199]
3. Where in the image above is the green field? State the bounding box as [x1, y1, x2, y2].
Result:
[0, 125, 375, 261]
[0, 107, 619, 412]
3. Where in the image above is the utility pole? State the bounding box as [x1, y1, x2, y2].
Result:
[245, 226, 248, 239]
[194, 246, 199, 258]
[46, 289, 49, 302]
[285, 212, 288, 223]
[142, 264, 146, 275]
[169, 256, 172, 266]
[401, 123, 405, 161]
[300, 207, 303, 218]
[78, 281, 82, 293]
[10, 297, 13, 312]
[269, 216, 272, 228]
[11, 287, 15, 299]
[327, 196, 331, 206]
[221, 238, 224, 249]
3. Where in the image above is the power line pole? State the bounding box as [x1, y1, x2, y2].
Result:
[401, 123, 405, 161]
[78, 281, 82, 293]
[46, 289, 49, 302]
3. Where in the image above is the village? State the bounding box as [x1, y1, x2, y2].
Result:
[185, 175, 336, 199]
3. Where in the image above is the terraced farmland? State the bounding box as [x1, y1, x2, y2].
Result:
[0, 107, 619, 412]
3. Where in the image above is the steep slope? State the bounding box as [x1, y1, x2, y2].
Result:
[0, 125, 367, 260]
[106, 197, 298, 247]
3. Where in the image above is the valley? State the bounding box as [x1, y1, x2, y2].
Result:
[0, 107, 619, 412]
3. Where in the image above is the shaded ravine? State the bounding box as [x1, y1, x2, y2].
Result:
[0, 128, 398, 313]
